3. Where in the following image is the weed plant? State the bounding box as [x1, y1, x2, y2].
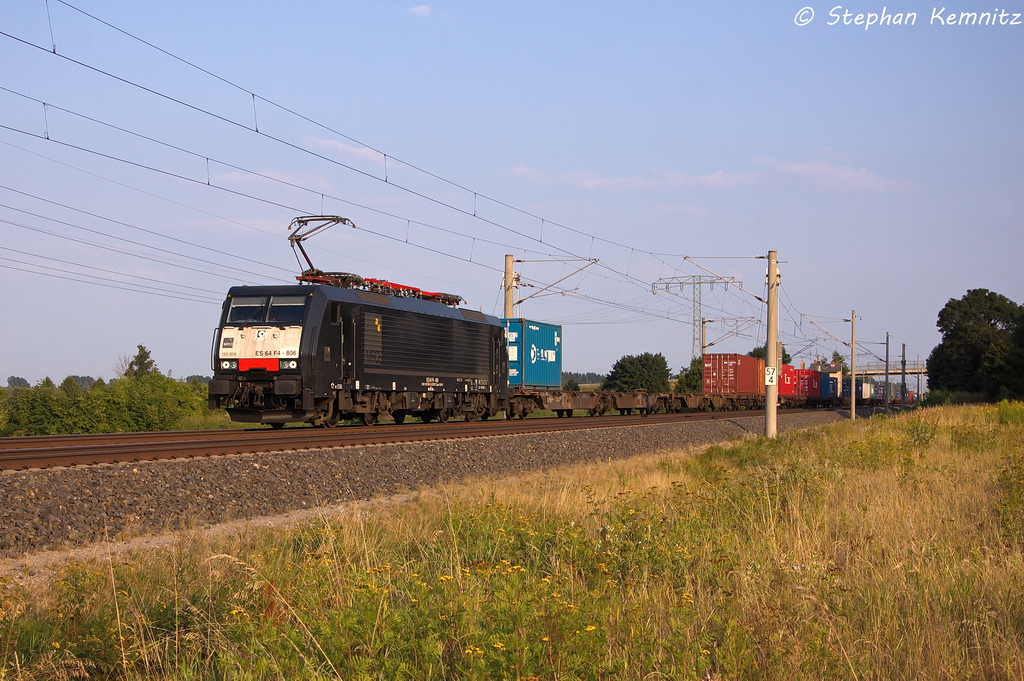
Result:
[2, 405, 1024, 678]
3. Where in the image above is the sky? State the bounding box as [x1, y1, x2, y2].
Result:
[1, 1, 1021, 384]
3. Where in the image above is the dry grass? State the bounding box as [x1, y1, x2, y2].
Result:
[1, 405, 1023, 679]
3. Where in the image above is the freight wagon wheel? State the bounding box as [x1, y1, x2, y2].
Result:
[270, 423, 285, 430]
[360, 412, 378, 427]
[420, 413, 434, 423]
[436, 409, 450, 424]
[392, 414, 406, 424]
[480, 412, 490, 421]
[464, 411, 478, 422]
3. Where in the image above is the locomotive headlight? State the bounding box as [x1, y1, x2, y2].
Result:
[284, 360, 298, 369]
[220, 360, 238, 370]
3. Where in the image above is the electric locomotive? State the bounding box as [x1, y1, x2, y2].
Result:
[207, 283, 507, 427]
[207, 216, 507, 427]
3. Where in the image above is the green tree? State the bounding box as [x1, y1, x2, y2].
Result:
[4, 379, 62, 436]
[927, 289, 1022, 395]
[125, 345, 157, 378]
[674, 356, 703, 393]
[749, 345, 792, 365]
[562, 378, 580, 391]
[602, 353, 671, 393]
[830, 351, 850, 375]
[59, 375, 83, 400]
[7, 376, 29, 389]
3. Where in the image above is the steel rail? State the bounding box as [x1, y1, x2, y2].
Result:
[0, 409, 818, 471]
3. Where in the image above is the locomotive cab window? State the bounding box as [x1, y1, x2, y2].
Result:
[226, 296, 267, 324]
[267, 296, 307, 324]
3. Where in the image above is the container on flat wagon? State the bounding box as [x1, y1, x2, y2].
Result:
[820, 376, 838, 399]
[841, 378, 873, 400]
[795, 369, 821, 397]
[778, 364, 797, 396]
[702, 353, 765, 395]
[502, 318, 562, 389]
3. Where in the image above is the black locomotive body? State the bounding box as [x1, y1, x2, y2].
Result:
[208, 284, 508, 426]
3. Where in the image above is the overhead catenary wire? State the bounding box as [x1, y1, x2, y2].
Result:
[0, 121, 708, 326]
[0, 261, 219, 304]
[1, 18, 838, 345]
[48, 0, 748, 266]
[0, 245, 223, 298]
[0, 138, 497, 295]
[0, 27, 737, 303]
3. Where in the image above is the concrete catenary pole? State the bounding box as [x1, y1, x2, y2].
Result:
[765, 251, 779, 438]
[701, 318, 707, 362]
[503, 254, 515, 319]
[901, 343, 907, 409]
[884, 332, 890, 415]
[850, 309, 857, 421]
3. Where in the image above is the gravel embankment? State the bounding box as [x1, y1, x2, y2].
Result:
[0, 411, 845, 558]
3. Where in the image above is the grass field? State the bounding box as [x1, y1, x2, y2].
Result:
[2, 403, 1023, 679]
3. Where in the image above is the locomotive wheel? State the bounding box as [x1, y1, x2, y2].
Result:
[360, 412, 378, 427]
[393, 414, 406, 424]
[437, 409, 450, 424]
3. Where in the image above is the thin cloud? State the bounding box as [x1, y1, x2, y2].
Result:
[513, 159, 910, 193]
[305, 137, 384, 165]
[409, 5, 432, 16]
[512, 164, 756, 190]
[756, 158, 912, 192]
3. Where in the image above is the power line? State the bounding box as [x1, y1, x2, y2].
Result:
[0, 202, 288, 283]
[0, 138, 497, 295]
[0, 121, 705, 326]
[0, 182, 292, 278]
[48, 0, 726, 265]
[0, 25, 731, 304]
[0, 245, 223, 299]
[0, 260, 219, 304]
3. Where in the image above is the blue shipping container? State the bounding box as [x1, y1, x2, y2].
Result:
[502, 318, 562, 389]
[820, 376, 838, 398]
[841, 378, 873, 400]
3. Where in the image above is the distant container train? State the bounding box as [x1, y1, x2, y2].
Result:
[207, 276, 869, 427]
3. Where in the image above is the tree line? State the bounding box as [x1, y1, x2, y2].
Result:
[0, 346, 209, 436]
[926, 288, 1024, 400]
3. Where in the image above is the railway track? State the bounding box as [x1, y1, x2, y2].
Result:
[0, 409, 798, 471]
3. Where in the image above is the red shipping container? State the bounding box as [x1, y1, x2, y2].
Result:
[795, 369, 821, 397]
[778, 364, 797, 396]
[703, 353, 765, 395]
